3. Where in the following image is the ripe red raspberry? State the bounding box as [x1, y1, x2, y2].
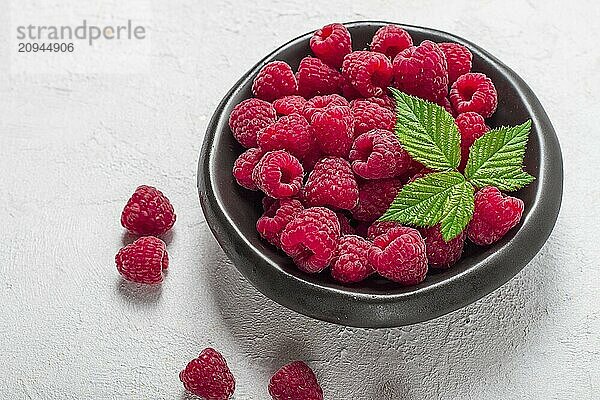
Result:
[302, 94, 349, 121]
[349, 129, 411, 179]
[350, 100, 395, 135]
[342, 51, 393, 97]
[450, 72, 498, 118]
[419, 225, 465, 268]
[438, 42, 472, 84]
[366, 220, 404, 240]
[233, 148, 264, 190]
[336, 212, 355, 235]
[310, 23, 352, 69]
[115, 236, 168, 284]
[253, 150, 304, 199]
[331, 235, 374, 283]
[296, 57, 343, 99]
[370, 25, 413, 59]
[179, 348, 235, 400]
[280, 207, 341, 273]
[392, 40, 449, 102]
[273, 95, 307, 116]
[455, 112, 489, 170]
[369, 226, 427, 285]
[229, 98, 276, 148]
[310, 105, 354, 157]
[269, 361, 323, 400]
[257, 198, 304, 247]
[303, 157, 359, 210]
[360, 94, 396, 112]
[468, 186, 524, 245]
[121, 185, 176, 236]
[340, 76, 361, 100]
[258, 113, 314, 160]
[351, 178, 402, 222]
[252, 61, 298, 102]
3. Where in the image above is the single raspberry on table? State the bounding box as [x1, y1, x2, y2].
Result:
[310, 105, 354, 158]
[269, 361, 323, 400]
[468, 186, 524, 245]
[280, 207, 340, 273]
[257, 113, 314, 160]
[253, 150, 304, 199]
[302, 94, 349, 121]
[229, 98, 276, 148]
[438, 42, 472, 84]
[342, 51, 394, 97]
[349, 129, 411, 179]
[392, 40, 448, 102]
[351, 178, 402, 222]
[450, 72, 497, 118]
[252, 61, 298, 102]
[233, 148, 264, 190]
[350, 100, 395, 135]
[370, 25, 413, 59]
[257, 198, 304, 247]
[180, 348, 235, 400]
[121, 185, 176, 236]
[303, 157, 359, 210]
[331, 235, 374, 283]
[367, 220, 404, 240]
[455, 112, 489, 171]
[419, 225, 465, 268]
[369, 226, 428, 285]
[296, 56, 343, 98]
[115, 236, 168, 284]
[336, 212, 355, 235]
[310, 23, 352, 69]
[273, 95, 307, 116]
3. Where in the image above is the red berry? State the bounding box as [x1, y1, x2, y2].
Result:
[179, 348, 235, 400]
[366, 220, 404, 240]
[351, 178, 402, 222]
[121, 185, 176, 236]
[455, 112, 489, 171]
[310, 23, 352, 69]
[303, 157, 359, 210]
[269, 361, 323, 400]
[340, 75, 362, 100]
[115, 236, 168, 284]
[350, 99, 395, 136]
[336, 212, 355, 235]
[258, 113, 314, 160]
[302, 94, 349, 121]
[438, 42, 473, 84]
[349, 129, 411, 179]
[257, 199, 304, 247]
[419, 225, 465, 268]
[310, 105, 354, 157]
[360, 94, 396, 111]
[273, 95, 307, 116]
[252, 61, 298, 102]
[229, 98, 276, 148]
[342, 51, 393, 97]
[296, 56, 343, 98]
[370, 25, 413, 59]
[253, 150, 304, 199]
[450, 72, 497, 118]
[233, 148, 264, 190]
[468, 186, 524, 245]
[331, 235, 374, 283]
[369, 226, 427, 285]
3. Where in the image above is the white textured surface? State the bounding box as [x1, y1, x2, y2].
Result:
[1, 1, 599, 398]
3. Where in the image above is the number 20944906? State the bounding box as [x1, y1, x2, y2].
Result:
[18, 42, 74, 52]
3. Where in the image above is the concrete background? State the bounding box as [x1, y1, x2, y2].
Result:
[0, 0, 598, 398]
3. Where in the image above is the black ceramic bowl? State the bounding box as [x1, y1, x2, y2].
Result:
[198, 21, 563, 328]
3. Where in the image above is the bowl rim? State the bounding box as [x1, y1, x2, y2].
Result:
[197, 21, 563, 327]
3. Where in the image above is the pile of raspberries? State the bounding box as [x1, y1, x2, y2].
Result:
[231, 23, 524, 286]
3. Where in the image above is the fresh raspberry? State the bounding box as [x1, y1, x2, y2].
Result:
[257, 198, 304, 247]
[310, 105, 354, 157]
[273, 95, 307, 116]
[392, 40, 448, 102]
[179, 348, 235, 400]
[310, 23, 352, 69]
[121, 185, 176, 236]
[366, 221, 404, 240]
[350, 100, 395, 135]
[280, 207, 341, 273]
[115, 236, 168, 284]
[369, 226, 427, 285]
[302, 94, 349, 121]
[370, 25, 413, 59]
[303, 157, 359, 210]
[331, 235, 374, 283]
[296, 57, 343, 99]
[351, 178, 402, 222]
[419, 225, 465, 268]
[361, 94, 396, 112]
[468, 186, 524, 245]
[258, 113, 314, 160]
[336, 212, 355, 235]
[269, 361, 323, 400]
[438, 42, 473, 84]
[450, 72, 498, 118]
[342, 51, 394, 97]
[252, 61, 298, 102]
[340, 76, 361, 100]
[438, 97, 456, 117]
[229, 98, 276, 148]
[233, 148, 264, 190]
[253, 151, 304, 199]
[455, 112, 489, 170]
[349, 129, 411, 179]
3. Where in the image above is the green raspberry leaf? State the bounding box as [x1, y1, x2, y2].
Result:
[439, 180, 474, 241]
[390, 88, 460, 171]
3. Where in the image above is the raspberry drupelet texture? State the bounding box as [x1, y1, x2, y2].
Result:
[121, 185, 176, 236]
[352, 178, 402, 222]
[450, 72, 498, 118]
[370, 25, 413, 59]
[342, 51, 394, 97]
[350, 100, 395, 135]
[273, 95, 307, 116]
[392, 40, 449, 102]
[257, 199, 304, 247]
[360, 94, 396, 112]
[336, 212, 355, 235]
[229, 98, 277, 148]
[367, 220, 405, 240]
[310, 23, 352, 69]
[438, 42, 472, 84]
[331, 235, 374, 283]
[349, 129, 411, 179]
[369, 226, 428, 285]
[269, 361, 324, 400]
[419, 225, 466, 268]
[252, 61, 298, 102]
[296, 57, 343, 99]
[280, 207, 341, 273]
[179, 348, 235, 400]
[233, 148, 264, 190]
[253, 150, 304, 199]
[468, 186, 524, 245]
[310, 105, 355, 157]
[340, 76, 362, 100]
[115, 236, 168, 284]
[302, 94, 350, 121]
[257, 113, 314, 160]
[455, 112, 489, 170]
[303, 157, 359, 210]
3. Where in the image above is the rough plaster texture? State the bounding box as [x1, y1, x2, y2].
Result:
[0, 0, 598, 398]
